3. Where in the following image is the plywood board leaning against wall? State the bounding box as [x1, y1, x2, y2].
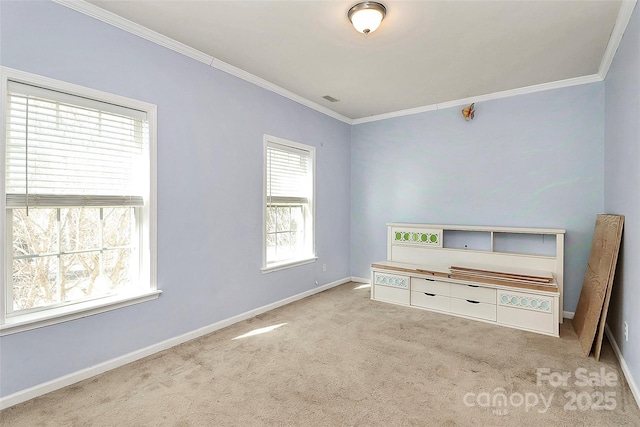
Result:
[572, 214, 624, 357]
[593, 218, 625, 361]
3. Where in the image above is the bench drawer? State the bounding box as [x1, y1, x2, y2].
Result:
[450, 283, 496, 304]
[411, 277, 450, 296]
[411, 291, 449, 312]
[373, 285, 410, 305]
[450, 298, 496, 321]
[497, 305, 556, 335]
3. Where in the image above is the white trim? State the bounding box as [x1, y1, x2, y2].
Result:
[563, 313, 640, 408]
[51, 0, 635, 126]
[52, 0, 213, 65]
[0, 276, 351, 410]
[0, 291, 162, 336]
[0, 66, 6, 328]
[562, 311, 640, 406]
[208, 57, 352, 124]
[148, 103, 158, 296]
[386, 222, 565, 235]
[352, 74, 603, 125]
[262, 135, 316, 272]
[353, 104, 438, 125]
[1, 66, 156, 114]
[605, 323, 640, 408]
[598, 0, 638, 80]
[350, 276, 370, 284]
[261, 256, 318, 274]
[1, 66, 159, 334]
[52, 0, 352, 125]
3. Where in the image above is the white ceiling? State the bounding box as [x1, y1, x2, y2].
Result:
[78, 0, 627, 121]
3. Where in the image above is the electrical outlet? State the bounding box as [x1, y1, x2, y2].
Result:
[322, 264, 327, 272]
[624, 321, 629, 341]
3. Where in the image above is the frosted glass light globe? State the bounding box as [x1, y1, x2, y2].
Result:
[348, 2, 386, 35]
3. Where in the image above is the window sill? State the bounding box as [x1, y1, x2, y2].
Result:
[0, 290, 162, 336]
[261, 256, 318, 274]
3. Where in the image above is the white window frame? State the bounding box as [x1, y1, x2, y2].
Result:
[0, 67, 159, 335]
[262, 135, 316, 273]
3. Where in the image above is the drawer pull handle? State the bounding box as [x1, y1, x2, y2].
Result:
[423, 278, 435, 282]
[424, 292, 436, 297]
[468, 285, 479, 288]
[466, 300, 480, 304]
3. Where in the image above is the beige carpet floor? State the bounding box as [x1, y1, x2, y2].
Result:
[1, 282, 639, 426]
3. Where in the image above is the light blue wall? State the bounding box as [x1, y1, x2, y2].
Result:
[2, 0, 636, 404]
[0, 1, 351, 397]
[351, 84, 605, 313]
[604, 3, 640, 397]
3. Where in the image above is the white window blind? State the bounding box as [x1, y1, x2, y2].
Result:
[264, 137, 315, 270]
[266, 142, 312, 205]
[5, 80, 148, 208]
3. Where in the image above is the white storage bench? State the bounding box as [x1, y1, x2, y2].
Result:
[371, 224, 565, 337]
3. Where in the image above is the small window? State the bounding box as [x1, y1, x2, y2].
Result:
[263, 135, 315, 272]
[1, 68, 158, 334]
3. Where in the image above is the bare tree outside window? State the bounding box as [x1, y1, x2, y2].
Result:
[11, 206, 135, 311]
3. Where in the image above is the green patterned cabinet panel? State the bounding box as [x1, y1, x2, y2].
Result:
[391, 227, 442, 248]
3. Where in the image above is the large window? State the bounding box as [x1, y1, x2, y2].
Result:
[263, 135, 315, 272]
[1, 68, 157, 334]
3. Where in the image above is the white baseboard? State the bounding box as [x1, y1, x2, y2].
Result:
[0, 277, 352, 410]
[562, 311, 638, 407]
[350, 276, 370, 284]
[605, 323, 640, 408]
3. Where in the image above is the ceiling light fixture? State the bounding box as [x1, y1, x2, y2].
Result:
[348, 2, 386, 35]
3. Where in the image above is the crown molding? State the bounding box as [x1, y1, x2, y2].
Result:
[598, 0, 637, 79]
[352, 74, 603, 125]
[349, 0, 635, 124]
[53, 0, 213, 65]
[54, 0, 634, 127]
[53, 0, 352, 125]
[351, 104, 439, 125]
[207, 57, 353, 124]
